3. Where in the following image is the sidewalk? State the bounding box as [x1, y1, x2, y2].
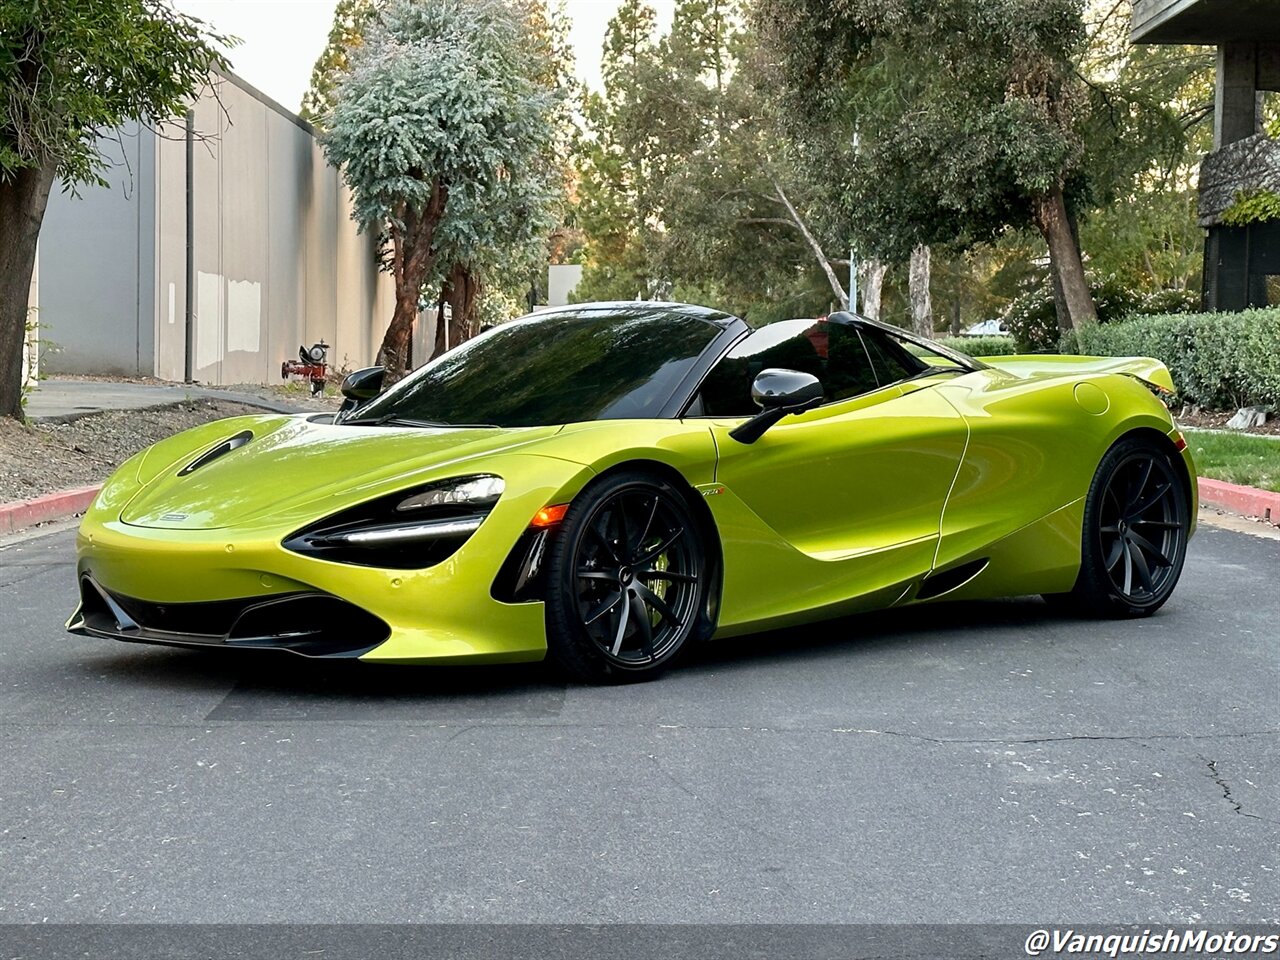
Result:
[3, 378, 323, 536]
[24, 378, 310, 422]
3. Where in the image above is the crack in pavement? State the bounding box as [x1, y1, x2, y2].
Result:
[1201, 755, 1280, 827]
[827, 727, 1280, 746]
[0, 568, 67, 590]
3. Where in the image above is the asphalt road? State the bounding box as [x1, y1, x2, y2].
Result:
[1, 521, 1277, 929]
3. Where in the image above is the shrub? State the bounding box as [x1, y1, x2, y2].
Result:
[1002, 274, 1198, 352]
[936, 335, 1019, 357]
[1001, 286, 1059, 351]
[1072, 307, 1280, 409]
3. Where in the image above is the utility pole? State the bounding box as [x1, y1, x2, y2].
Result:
[183, 108, 195, 384]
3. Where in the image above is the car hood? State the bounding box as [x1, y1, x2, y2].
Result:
[977, 354, 1176, 394]
[120, 415, 564, 530]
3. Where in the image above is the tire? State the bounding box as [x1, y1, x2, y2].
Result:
[1046, 435, 1189, 618]
[544, 471, 709, 683]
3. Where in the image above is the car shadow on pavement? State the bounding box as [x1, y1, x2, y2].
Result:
[72, 595, 1079, 705]
[681, 594, 1081, 673]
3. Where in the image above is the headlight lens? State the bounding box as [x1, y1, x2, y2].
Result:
[283, 474, 505, 569]
[396, 475, 503, 512]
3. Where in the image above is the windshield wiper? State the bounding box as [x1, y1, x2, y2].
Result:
[342, 414, 500, 429]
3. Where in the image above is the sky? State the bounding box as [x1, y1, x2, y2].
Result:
[172, 0, 676, 114]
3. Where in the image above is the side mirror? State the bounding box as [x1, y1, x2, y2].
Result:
[750, 368, 824, 410]
[338, 366, 385, 415]
[730, 368, 823, 445]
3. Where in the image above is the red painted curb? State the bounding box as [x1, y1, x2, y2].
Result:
[1199, 478, 1280, 524]
[0, 485, 101, 536]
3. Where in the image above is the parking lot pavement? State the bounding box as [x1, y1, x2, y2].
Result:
[0, 525, 1277, 924]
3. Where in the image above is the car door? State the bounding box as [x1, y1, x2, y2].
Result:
[693, 318, 969, 633]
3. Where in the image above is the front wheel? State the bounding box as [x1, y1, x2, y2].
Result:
[544, 472, 708, 683]
[1047, 436, 1189, 618]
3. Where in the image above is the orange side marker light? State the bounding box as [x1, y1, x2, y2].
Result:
[531, 503, 569, 527]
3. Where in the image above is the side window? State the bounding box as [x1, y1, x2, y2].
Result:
[859, 328, 927, 386]
[696, 318, 882, 417]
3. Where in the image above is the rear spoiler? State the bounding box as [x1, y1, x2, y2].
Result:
[976, 354, 1176, 395]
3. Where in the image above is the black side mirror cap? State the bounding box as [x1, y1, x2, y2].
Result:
[730, 368, 824, 444]
[340, 366, 385, 402]
[750, 368, 823, 409]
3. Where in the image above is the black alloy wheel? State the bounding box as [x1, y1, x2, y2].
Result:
[1047, 436, 1189, 617]
[545, 472, 708, 683]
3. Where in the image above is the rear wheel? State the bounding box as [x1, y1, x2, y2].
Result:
[1046, 436, 1189, 618]
[544, 472, 708, 683]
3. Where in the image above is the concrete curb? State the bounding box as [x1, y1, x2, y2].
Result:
[1199, 478, 1280, 524]
[30, 391, 306, 425]
[0, 486, 101, 536]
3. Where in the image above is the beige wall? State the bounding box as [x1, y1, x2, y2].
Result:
[31, 70, 391, 385]
[153, 73, 394, 386]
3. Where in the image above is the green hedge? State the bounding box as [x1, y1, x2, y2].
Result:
[936, 335, 1019, 357]
[1001, 275, 1199, 351]
[1068, 308, 1280, 409]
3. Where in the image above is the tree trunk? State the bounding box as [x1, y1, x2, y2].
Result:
[908, 244, 933, 336]
[378, 275, 419, 381]
[431, 264, 480, 360]
[1032, 186, 1097, 332]
[444, 263, 480, 346]
[951, 298, 962, 336]
[378, 179, 446, 383]
[771, 181, 847, 309]
[862, 259, 886, 320]
[0, 161, 57, 422]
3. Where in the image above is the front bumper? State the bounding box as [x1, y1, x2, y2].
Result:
[68, 576, 391, 658]
[71, 503, 555, 665]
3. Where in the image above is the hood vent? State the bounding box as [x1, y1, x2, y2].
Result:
[178, 430, 253, 477]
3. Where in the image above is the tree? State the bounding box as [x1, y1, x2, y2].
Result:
[322, 0, 564, 378]
[572, 0, 665, 302]
[756, 0, 1109, 332]
[574, 0, 847, 321]
[429, 0, 574, 349]
[0, 0, 226, 421]
[908, 245, 932, 335]
[299, 0, 376, 126]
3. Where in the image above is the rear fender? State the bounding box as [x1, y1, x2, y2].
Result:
[978, 355, 1175, 395]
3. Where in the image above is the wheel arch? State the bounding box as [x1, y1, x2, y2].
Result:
[1112, 425, 1195, 519]
[584, 458, 724, 642]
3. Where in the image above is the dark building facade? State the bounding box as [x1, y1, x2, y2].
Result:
[1132, 0, 1280, 310]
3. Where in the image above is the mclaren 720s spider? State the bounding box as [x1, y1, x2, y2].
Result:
[69, 302, 1195, 682]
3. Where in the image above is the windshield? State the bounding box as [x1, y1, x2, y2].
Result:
[348, 306, 725, 428]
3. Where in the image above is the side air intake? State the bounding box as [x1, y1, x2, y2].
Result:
[917, 558, 990, 601]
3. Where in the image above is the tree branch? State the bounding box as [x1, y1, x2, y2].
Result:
[771, 180, 847, 308]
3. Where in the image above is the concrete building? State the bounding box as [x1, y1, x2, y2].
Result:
[1133, 0, 1280, 310]
[35, 69, 397, 386]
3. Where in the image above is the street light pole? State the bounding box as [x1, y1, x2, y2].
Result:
[848, 250, 858, 314]
[847, 131, 861, 315]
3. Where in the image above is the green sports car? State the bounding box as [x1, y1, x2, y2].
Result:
[68, 302, 1196, 682]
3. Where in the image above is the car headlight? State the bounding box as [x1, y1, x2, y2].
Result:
[395, 474, 503, 512]
[283, 474, 504, 569]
